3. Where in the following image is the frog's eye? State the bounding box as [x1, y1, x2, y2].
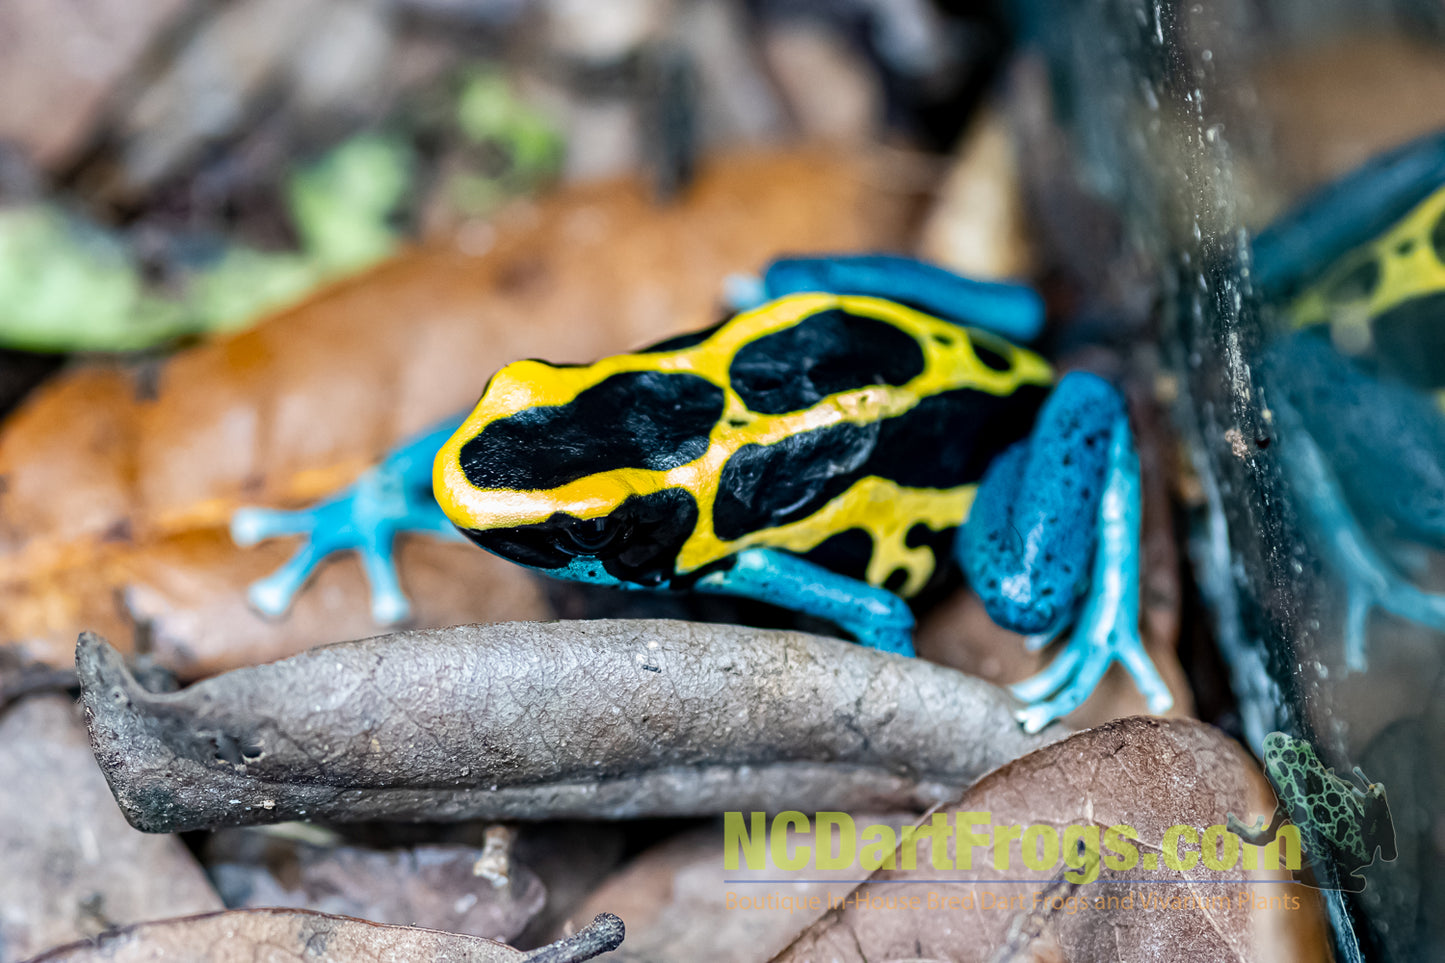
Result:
[559, 516, 627, 555]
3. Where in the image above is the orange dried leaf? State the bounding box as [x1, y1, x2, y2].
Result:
[0, 147, 925, 673]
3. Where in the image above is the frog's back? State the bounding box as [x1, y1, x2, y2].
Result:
[663, 293, 1053, 595]
[438, 293, 1052, 594]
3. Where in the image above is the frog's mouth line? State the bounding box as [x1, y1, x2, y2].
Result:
[1367, 291, 1445, 389]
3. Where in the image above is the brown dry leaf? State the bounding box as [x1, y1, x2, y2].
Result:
[1251, 35, 1445, 204]
[0, 696, 221, 961]
[28, 908, 625, 963]
[770, 717, 1330, 963]
[562, 815, 914, 963]
[0, 146, 925, 674]
[77, 620, 1065, 831]
[918, 105, 1036, 282]
[207, 834, 545, 943]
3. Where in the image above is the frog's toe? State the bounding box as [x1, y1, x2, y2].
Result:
[230, 505, 321, 546]
[1009, 638, 1085, 703]
[1009, 634, 1113, 733]
[358, 538, 412, 625]
[1338, 558, 1445, 673]
[368, 582, 411, 625]
[1225, 812, 1272, 845]
[246, 540, 330, 618]
[1010, 627, 1173, 733]
[723, 273, 766, 311]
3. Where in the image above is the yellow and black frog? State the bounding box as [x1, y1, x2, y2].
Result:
[234, 255, 1174, 731]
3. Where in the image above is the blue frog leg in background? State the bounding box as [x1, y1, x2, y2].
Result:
[1260, 335, 1445, 671]
[690, 547, 916, 656]
[230, 414, 466, 624]
[727, 254, 1047, 344]
[961, 371, 1174, 732]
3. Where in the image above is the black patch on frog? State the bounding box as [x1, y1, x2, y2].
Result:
[905, 523, 957, 591]
[875, 385, 1048, 489]
[1368, 291, 1445, 389]
[711, 384, 1047, 542]
[713, 422, 876, 540]
[972, 339, 1012, 372]
[636, 321, 726, 353]
[729, 309, 926, 415]
[1324, 258, 1381, 303]
[800, 529, 874, 583]
[460, 371, 725, 491]
[461, 488, 698, 587]
[883, 569, 909, 593]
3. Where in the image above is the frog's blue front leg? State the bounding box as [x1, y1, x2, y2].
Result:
[728, 255, 1046, 344]
[231, 415, 466, 624]
[961, 372, 1173, 732]
[690, 547, 916, 656]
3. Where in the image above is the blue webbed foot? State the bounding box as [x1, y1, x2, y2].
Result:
[231, 416, 465, 625]
[692, 547, 916, 656]
[961, 373, 1173, 733]
[1009, 418, 1174, 732]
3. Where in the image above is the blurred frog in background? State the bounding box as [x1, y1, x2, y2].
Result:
[1250, 130, 1445, 671]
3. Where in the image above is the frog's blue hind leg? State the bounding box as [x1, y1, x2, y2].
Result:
[961, 372, 1174, 732]
[690, 547, 916, 656]
[1272, 404, 1445, 671]
[231, 415, 466, 624]
[727, 255, 1046, 344]
[1261, 334, 1445, 670]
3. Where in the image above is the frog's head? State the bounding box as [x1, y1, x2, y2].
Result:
[1352, 766, 1397, 864]
[433, 358, 725, 588]
[1288, 183, 1445, 388]
[1259, 731, 1318, 803]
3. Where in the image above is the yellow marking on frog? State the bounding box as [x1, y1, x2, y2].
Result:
[1289, 184, 1445, 346]
[435, 292, 1049, 594]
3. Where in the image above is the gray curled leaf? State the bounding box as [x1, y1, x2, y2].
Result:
[27, 908, 624, 962]
[78, 620, 1067, 833]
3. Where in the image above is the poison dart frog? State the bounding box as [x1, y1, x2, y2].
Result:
[1226, 731, 1395, 892]
[233, 255, 1174, 732]
[1251, 131, 1445, 671]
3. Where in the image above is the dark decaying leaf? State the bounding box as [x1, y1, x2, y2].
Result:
[770, 717, 1331, 963]
[78, 619, 1066, 832]
[560, 815, 915, 963]
[26, 908, 624, 963]
[207, 833, 545, 943]
[0, 696, 222, 961]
